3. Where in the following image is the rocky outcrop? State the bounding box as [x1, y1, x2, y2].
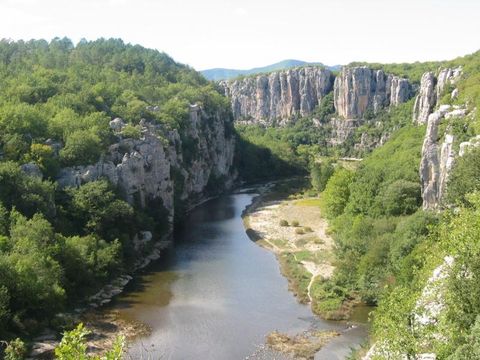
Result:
[333, 67, 412, 119]
[459, 134, 480, 156]
[415, 67, 466, 209]
[221, 67, 334, 125]
[413, 72, 437, 125]
[57, 105, 236, 223]
[419, 105, 466, 210]
[413, 67, 462, 124]
[327, 119, 362, 146]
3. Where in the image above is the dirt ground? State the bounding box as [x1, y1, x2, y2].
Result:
[245, 195, 335, 302]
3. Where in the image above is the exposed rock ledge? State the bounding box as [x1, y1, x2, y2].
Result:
[334, 67, 412, 119]
[221, 66, 334, 125]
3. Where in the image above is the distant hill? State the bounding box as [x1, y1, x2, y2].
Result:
[201, 59, 341, 81]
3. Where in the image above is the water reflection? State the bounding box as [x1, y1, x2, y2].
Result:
[109, 193, 366, 359]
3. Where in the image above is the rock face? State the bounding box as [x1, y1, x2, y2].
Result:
[222, 66, 412, 125]
[57, 105, 236, 223]
[333, 67, 412, 119]
[419, 104, 466, 210]
[413, 72, 437, 125]
[413, 67, 462, 124]
[415, 67, 465, 209]
[221, 67, 334, 125]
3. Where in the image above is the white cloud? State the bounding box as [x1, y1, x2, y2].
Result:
[234, 7, 248, 16]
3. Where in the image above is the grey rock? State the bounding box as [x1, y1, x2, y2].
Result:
[436, 67, 462, 98]
[109, 117, 125, 131]
[419, 106, 467, 209]
[413, 72, 437, 125]
[413, 68, 462, 124]
[459, 135, 480, 157]
[334, 67, 412, 119]
[20, 162, 43, 179]
[58, 105, 236, 224]
[30, 340, 58, 358]
[451, 88, 459, 100]
[328, 119, 362, 146]
[221, 67, 334, 125]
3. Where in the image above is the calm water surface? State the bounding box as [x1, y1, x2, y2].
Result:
[110, 191, 367, 359]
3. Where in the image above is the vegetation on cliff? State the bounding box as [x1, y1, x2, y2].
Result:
[311, 50, 480, 358]
[0, 37, 231, 346]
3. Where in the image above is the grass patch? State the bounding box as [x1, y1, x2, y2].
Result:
[279, 252, 311, 303]
[271, 238, 288, 248]
[295, 250, 314, 262]
[294, 198, 323, 207]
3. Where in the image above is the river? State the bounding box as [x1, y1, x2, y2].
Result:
[108, 190, 368, 359]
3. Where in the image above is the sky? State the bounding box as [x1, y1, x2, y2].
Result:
[0, 0, 479, 70]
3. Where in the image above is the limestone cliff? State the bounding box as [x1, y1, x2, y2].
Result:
[333, 67, 412, 119]
[221, 66, 334, 125]
[416, 68, 467, 209]
[413, 67, 462, 124]
[57, 105, 236, 224]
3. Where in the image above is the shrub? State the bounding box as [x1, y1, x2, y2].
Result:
[279, 219, 289, 227]
[291, 220, 300, 227]
[60, 130, 102, 166]
[121, 124, 142, 139]
[55, 323, 124, 360]
[4, 338, 27, 360]
[304, 226, 314, 233]
[295, 228, 305, 235]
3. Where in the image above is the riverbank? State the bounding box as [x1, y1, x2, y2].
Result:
[243, 182, 357, 321]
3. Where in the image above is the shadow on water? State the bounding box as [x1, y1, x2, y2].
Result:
[107, 191, 368, 359]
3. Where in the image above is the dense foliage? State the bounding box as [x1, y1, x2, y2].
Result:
[0, 37, 229, 342]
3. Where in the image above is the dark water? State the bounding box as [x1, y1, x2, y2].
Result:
[110, 192, 368, 359]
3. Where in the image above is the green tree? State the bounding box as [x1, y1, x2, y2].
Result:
[60, 130, 102, 166]
[310, 161, 334, 192]
[321, 168, 355, 218]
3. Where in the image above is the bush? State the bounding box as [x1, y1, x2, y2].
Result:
[295, 228, 305, 235]
[121, 124, 141, 139]
[304, 226, 314, 233]
[291, 220, 300, 227]
[60, 130, 102, 166]
[279, 219, 289, 227]
[446, 147, 480, 206]
[4, 338, 27, 360]
[377, 180, 421, 216]
[55, 323, 124, 360]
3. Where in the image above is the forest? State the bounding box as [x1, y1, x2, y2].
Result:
[0, 37, 231, 346]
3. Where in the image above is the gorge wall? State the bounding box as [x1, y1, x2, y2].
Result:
[221, 66, 412, 125]
[222, 66, 413, 151]
[220, 67, 334, 126]
[333, 67, 412, 119]
[415, 67, 466, 210]
[57, 104, 236, 225]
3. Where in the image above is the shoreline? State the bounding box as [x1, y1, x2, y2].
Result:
[28, 186, 238, 358]
[242, 181, 336, 309]
[241, 180, 371, 358]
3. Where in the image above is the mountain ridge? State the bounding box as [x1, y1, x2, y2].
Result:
[201, 59, 341, 81]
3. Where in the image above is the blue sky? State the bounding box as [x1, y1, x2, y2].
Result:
[1, 0, 479, 70]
